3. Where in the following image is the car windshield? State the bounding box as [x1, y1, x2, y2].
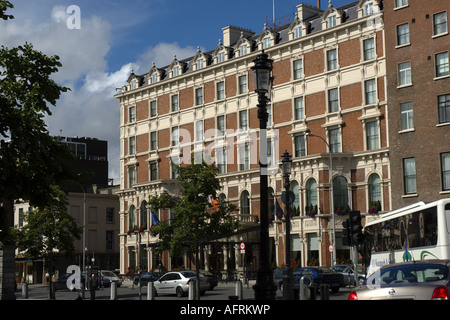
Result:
[102, 271, 116, 277]
[331, 266, 348, 272]
[366, 263, 449, 285]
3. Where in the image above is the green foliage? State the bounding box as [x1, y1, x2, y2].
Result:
[0, 0, 14, 20]
[10, 186, 82, 261]
[0, 1, 76, 241]
[149, 160, 240, 257]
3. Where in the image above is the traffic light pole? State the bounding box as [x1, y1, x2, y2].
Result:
[353, 245, 359, 286]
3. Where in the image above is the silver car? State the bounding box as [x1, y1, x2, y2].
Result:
[348, 260, 450, 300]
[153, 271, 210, 297]
[330, 265, 365, 286]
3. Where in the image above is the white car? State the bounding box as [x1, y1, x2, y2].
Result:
[153, 271, 210, 297]
[100, 270, 122, 288]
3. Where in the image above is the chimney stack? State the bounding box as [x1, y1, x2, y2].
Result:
[317, 0, 321, 9]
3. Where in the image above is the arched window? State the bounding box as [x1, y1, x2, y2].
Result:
[369, 173, 381, 203]
[290, 181, 300, 215]
[333, 176, 348, 210]
[240, 190, 250, 215]
[306, 179, 318, 208]
[140, 201, 148, 228]
[129, 205, 136, 229]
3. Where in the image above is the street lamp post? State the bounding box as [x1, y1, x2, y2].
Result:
[305, 132, 336, 265]
[251, 51, 277, 300]
[281, 150, 294, 300]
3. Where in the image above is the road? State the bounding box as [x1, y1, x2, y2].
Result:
[15, 280, 352, 301]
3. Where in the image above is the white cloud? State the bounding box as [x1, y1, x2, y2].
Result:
[134, 43, 198, 74]
[0, 3, 200, 183]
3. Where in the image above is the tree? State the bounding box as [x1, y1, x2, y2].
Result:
[0, 0, 75, 242]
[149, 160, 240, 299]
[11, 186, 82, 298]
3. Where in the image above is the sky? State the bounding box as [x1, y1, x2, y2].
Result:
[0, 0, 354, 183]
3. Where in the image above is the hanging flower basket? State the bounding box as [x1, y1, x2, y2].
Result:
[369, 200, 381, 214]
[305, 204, 318, 217]
[335, 204, 351, 215]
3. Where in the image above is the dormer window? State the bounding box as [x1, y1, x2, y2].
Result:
[149, 62, 163, 84]
[173, 65, 179, 77]
[293, 25, 302, 39]
[363, 1, 374, 16]
[327, 15, 336, 28]
[262, 35, 271, 49]
[130, 79, 137, 90]
[197, 58, 204, 69]
[217, 51, 225, 63]
[239, 44, 247, 56]
[169, 55, 184, 78]
[151, 72, 157, 84]
[322, 1, 342, 29]
[357, 0, 380, 19]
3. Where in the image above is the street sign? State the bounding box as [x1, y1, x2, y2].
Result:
[240, 242, 245, 254]
[328, 244, 334, 253]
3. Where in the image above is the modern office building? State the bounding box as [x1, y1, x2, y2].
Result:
[115, 0, 390, 277]
[14, 136, 120, 284]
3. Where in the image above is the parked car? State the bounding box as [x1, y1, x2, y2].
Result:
[133, 272, 160, 287]
[153, 271, 210, 297]
[330, 265, 365, 286]
[203, 273, 218, 290]
[274, 268, 303, 290]
[279, 267, 345, 293]
[348, 260, 450, 300]
[100, 270, 122, 288]
[53, 273, 84, 291]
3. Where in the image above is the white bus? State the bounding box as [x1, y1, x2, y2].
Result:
[364, 199, 450, 276]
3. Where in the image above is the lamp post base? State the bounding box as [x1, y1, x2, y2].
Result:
[253, 268, 277, 300]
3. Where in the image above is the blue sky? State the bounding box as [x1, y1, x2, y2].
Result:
[0, 0, 355, 182]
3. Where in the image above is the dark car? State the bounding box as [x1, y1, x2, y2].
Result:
[280, 267, 345, 293]
[275, 268, 303, 290]
[53, 273, 85, 291]
[133, 272, 160, 287]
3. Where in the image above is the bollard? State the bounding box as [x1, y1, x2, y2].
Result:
[22, 283, 28, 299]
[110, 281, 117, 300]
[147, 282, 155, 300]
[309, 285, 317, 300]
[299, 276, 311, 300]
[188, 280, 196, 300]
[320, 284, 330, 300]
[90, 279, 96, 300]
[235, 280, 243, 300]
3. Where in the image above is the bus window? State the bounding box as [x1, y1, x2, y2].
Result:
[445, 203, 450, 234]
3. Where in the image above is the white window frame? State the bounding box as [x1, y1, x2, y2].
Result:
[435, 51, 449, 78]
[398, 61, 412, 87]
[363, 37, 375, 61]
[396, 23, 410, 47]
[400, 101, 414, 131]
[433, 11, 448, 37]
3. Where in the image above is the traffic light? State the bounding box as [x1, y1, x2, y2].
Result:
[342, 219, 351, 246]
[349, 211, 364, 245]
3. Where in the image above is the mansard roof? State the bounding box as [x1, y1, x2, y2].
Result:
[124, 0, 367, 90]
